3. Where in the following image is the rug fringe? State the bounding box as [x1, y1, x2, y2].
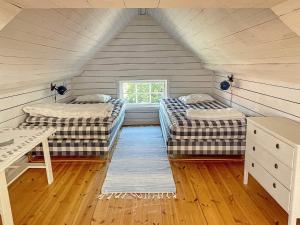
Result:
[97, 192, 177, 200]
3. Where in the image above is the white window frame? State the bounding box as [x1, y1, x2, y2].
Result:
[119, 80, 168, 105]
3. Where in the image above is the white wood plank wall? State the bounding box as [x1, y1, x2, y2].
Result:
[72, 15, 214, 125]
[213, 73, 300, 122]
[0, 80, 72, 128]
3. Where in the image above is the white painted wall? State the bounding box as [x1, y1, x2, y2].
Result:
[213, 74, 300, 122]
[72, 15, 214, 125]
[0, 80, 72, 128]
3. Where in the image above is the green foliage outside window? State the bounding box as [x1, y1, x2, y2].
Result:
[151, 83, 164, 93]
[122, 81, 166, 104]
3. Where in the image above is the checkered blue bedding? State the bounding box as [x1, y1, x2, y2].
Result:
[20, 99, 125, 140]
[159, 98, 246, 155]
[21, 98, 125, 157]
[32, 139, 109, 157]
[160, 98, 246, 140]
[166, 139, 245, 155]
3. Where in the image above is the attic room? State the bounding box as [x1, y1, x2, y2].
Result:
[0, 0, 300, 224]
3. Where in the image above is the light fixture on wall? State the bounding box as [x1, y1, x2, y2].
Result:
[220, 74, 234, 91]
[51, 83, 68, 102]
[220, 74, 234, 107]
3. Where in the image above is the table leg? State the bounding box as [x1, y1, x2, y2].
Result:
[42, 139, 53, 185]
[0, 170, 14, 225]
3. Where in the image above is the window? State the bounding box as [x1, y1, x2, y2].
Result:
[120, 80, 167, 104]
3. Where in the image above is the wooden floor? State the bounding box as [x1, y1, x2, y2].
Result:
[2, 160, 298, 225]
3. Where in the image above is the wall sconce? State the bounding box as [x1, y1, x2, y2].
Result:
[51, 83, 68, 102]
[220, 74, 234, 91]
[220, 74, 234, 106]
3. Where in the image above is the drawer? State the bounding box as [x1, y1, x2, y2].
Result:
[247, 123, 294, 168]
[246, 140, 292, 189]
[246, 155, 290, 211]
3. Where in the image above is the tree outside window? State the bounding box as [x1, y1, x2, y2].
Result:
[121, 80, 167, 104]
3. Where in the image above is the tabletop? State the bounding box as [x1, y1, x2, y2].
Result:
[0, 127, 56, 171]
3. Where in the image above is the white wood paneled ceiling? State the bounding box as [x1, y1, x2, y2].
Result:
[272, 0, 300, 37]
[0, 0, 20, 30]
[149, 7, 300, 85]
[3, 0, 286, 8]
[1, 0, 300, 90]
[0, 8, 136, 90]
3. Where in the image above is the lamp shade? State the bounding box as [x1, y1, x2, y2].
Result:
[220, 80, 231, 91]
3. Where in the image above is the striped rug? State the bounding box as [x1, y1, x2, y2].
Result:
[99, 126, 176, 199]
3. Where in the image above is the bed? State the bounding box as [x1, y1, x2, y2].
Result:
[159, 98, 246, 156]
[19, 98, 125, 158]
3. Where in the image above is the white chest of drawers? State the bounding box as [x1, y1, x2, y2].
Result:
[244, 117, 300, 225]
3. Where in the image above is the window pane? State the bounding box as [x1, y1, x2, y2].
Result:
[137, 83, 150, 93]
[124, 83, 136, 94]
[151, 82, 164, 93]
[151, 93, 163, 103]
[137, 93, 150, 103]
[124, 93, 136, 103]
[121, 80, 166, 104]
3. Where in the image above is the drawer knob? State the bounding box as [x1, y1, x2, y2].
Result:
[274, 163, 278, 169]
[251, 163, 255, 167]
[253, 130, 257, 134]
[273, 183, 276, 189]
[276, 144, 280, 149]
[252, 146, 256, 151]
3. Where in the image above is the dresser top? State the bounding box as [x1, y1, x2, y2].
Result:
[247, 117, 300, 147]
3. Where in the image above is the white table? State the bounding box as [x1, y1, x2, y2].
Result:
[0, 127, 56, 225]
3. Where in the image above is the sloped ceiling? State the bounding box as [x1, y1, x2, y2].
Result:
[0, 0, 20, 30]
[149, 8, 300, 85]
[272, 0, 300, 37]
[1, 0, 300, 91]
[0, 8, 137, 90]
[3, 0, 286, 8]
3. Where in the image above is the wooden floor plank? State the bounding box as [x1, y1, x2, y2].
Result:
[171, 162, 208, 225]
[228, 162, 289, 225]
[206, 163, 252, 225]
[196, 163, 241, 225]
[1, 126, 298, 225]
[188, 163, 228, 225]
[217, 163, 271, 225]
[1, 161, 299, 225]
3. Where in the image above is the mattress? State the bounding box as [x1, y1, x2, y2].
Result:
[159, 109, 245, 155]
[28, 103, 125, 157]
[167, 139, 245, 155]
[32, 139, 109, 157]
[20, 99, 125, 140]
[160, 98, 246, 140]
